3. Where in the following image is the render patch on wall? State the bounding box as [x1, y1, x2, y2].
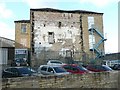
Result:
[20, 38, 27, 47]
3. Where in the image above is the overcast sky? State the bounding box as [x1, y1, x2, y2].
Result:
[0, 0, 119, 54]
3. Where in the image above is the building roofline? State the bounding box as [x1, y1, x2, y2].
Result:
[30, 8, 103, 15]
[106, 52, 120, 55]
[0, 36, 15, 42]
[14, 20, 30, 23]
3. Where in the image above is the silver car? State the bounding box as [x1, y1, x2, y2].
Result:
[47, 60, 65, 66]
[38, 65, 70, 76]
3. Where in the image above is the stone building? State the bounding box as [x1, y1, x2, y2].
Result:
[30, 8, 106, 64]
[14, 20, 31, 49]
[14, 20, 31, 65]
[15, 8, 106, 66]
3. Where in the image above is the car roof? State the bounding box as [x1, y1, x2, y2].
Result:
[63, 64, 78, 66]
[5, 66, 29, 69]
[48, 60, 62, 62]
[40, 65, 61, 67]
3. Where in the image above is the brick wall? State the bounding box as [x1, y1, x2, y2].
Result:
[2, 71, 119, 88]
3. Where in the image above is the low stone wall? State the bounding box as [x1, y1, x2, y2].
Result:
[2, 71, 119, 88]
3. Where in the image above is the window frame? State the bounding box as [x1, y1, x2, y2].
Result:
[21, 24, 27, 33]
[41, 66, 47, 71]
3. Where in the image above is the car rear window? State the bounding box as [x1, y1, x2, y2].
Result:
[41, 66, 47, 71]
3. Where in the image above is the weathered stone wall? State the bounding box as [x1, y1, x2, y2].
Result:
[30, 9, 105, 67]
[32, 12, 104, 56]
[15, 22, 31, 49]
[2, 71, 119, 89]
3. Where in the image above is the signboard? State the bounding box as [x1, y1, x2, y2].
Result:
[15, 49, 27, 54]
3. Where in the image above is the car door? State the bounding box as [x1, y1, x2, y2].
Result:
[63, 65, 75, 73]
[47, 67, 54, 75]
[72, 67, 80, 74]
[95, 65, 103, 72]
[91, 65, 99, 72]
[10, 68, 19, 77]
[87, 65, 97, 72]
[40, 66, 48, 75]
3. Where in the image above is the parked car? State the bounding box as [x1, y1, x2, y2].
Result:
[2, 67, 38, 78]
[47, 60, 65, 66]
[103, 60, 120, 68]
[86, 65, 113, 72]
[38, 65, 70, 76]
[62, 64, 90, 74]
[112, 64, 120, 70]
[12, 58, 28, 66]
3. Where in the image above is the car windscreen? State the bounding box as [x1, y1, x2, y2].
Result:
[53, 67, 66, 73]
[77, 66, 88, 71]
[102, 65, 112, 71]
[18, 67, 36, 74]
[16, 59, 25, 63]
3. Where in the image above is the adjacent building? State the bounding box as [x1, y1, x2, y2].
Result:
[15, 8, 106, 66]
[0, 36, 15, 66]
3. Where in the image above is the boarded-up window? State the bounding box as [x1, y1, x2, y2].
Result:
[88, 17, 94, 29]
[48, 32, 55, 44]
